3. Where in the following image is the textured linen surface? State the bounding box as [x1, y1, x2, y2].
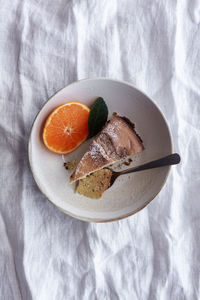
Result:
[1, 0, 200, 299]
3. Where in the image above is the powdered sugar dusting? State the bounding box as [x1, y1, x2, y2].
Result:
[103, 119, 120, 139]
[93, 141, 113, 161]
[76, 142, 105, 176]
[87, 141, 113, 166]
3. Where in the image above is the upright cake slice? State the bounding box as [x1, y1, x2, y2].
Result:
[70, 115, 144, 183]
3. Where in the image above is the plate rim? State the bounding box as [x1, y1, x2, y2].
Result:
[28, 77, 173, 222]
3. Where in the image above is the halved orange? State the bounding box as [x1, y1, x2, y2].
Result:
[43, 102, 90, 154]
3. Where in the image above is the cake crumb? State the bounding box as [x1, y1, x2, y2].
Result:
[123, 158, 132, 166]
[113, 112, 117, 117]
[116, 158, 132, 169]
[76, 169, 113, 199]
[64, 160, 77, 171]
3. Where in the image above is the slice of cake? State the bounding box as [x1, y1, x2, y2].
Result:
[76, 168, 113, 198]
[70, 115, 144, 183]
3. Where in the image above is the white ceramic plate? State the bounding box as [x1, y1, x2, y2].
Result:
[28, 78, 172, 222]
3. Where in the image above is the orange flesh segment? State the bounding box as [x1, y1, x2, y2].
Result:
[43, 102, 90, 154]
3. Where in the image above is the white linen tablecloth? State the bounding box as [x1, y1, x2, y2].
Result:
[1, 1, 200, 299]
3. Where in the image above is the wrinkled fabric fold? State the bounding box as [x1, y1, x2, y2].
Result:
[0, 0, 200, 299]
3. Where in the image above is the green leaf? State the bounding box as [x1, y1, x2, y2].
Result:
[88, 97, 108, 138]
